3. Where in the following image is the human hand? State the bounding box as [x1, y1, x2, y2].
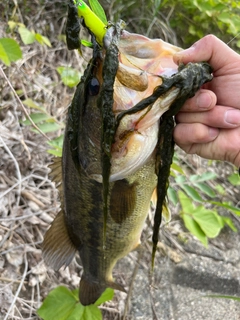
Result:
[173, 35, 240, 167]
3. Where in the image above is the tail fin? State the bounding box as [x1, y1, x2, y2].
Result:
[79, 275, 126, 306]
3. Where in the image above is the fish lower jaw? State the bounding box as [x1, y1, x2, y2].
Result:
[90, 127, 158, 183]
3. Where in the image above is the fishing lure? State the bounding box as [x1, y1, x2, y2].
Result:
[73, 0, 107, 46]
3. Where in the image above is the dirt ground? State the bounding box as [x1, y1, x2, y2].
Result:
[0, 2, 240, 320]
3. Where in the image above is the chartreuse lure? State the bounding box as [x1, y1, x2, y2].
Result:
[73, 0, 107, 46]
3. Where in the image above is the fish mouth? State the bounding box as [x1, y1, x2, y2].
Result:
[92, 29, 182, 183]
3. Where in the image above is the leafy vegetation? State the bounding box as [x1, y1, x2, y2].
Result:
[161, 0, 240, 49]
[56, 66, 81, 88]
[107, 0, 240, 50]
[169, 161, 239, 246]
[38, 287, 114, 320]
[0, 38, 22, 66]
[8, 21, 51, 46]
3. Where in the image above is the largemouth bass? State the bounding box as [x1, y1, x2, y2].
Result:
[43, 10, 212, 306]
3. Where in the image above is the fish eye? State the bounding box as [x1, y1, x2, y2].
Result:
[87, 77, 100, 96]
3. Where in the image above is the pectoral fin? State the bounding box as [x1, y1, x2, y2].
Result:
[110, 179, 137, 224]
[151, 188, 171, 222]
[42, 210, 76, 270]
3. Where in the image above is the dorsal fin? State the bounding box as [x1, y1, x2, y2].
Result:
[49, 157, 63, 203]
[42, 210, 76, 270]
[49, 157, 62, 184]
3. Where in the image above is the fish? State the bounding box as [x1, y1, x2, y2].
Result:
[42, 14, 213, 306]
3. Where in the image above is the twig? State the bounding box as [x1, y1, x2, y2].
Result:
[30, 286, 35, 318]
[21, 190, 46, 208]
[0, 66, 50, 141]
[122, 249, 144, 320]
[100, 306, 120, 313]
[0, 211, 45, 222]
[227, 33, 240, 45]
[0, 277, 28, 284]
[0, 172, 53, 200]
[1, 240, 42, 255]
[0, 135, 22, 206]
[3, 252, 28, 320]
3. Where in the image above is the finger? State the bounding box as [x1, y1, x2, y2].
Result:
[179, 128, 240, 167]
[179, 89, 216, 112]
[173, 34, 239, 72]
[176, 106, 240, 128]
[173, 123, 219, 146]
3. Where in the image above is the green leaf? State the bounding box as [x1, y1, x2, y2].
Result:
[35, 33, 52, 47]
[192, 208, 222, 238]
[175, 175, 186, 184]
[23, 98, 46, 112]
[170, 170, 176, 178]
[204, 294, 240, 301]
[18, 26, 35, 45]
[168, 186, 178, 206]
[37, 286, 107, 320]
[48, 134, 64, 148]
[47, 148, 62, 156]
[214, 4, 227, 12]
[57, 66, 81, 87]
[48, 148, 63, 157]
[8, 20, 18, 30]
[178, 190, 195, 213]
[80, 39, 93, 47]
[210, 201, 240, 215]
[32, 122, 62, 134]
[214, 184, 225, 195]
[47, 135, 64, 157]
[181, 213, 208, 246]
[94, 288, 114, 306]
[228, 173, 240, 186]
[89, 0, 108, 24]
[67, 303, 85, 320]
[71, 289, 79, 300]
[194, 182, 216, 198]
[180, 184, 203, 202]
[22, 113, 51, 125]
[220, 216, 237, 232]
[82, 305, 102, 320]
[190, 172, 217, 182]
[171, 162, 184, 174]
[193, 0, 212, 12]
[0, 38, 22, 66]
[37, 286, 82, 320]
[188, 174, 199, 182]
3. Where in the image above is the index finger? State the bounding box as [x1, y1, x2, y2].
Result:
[173, 35, 239, 74]
[180, 89, 216, 112]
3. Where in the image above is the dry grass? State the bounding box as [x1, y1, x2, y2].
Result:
[0, 2, 84, 318]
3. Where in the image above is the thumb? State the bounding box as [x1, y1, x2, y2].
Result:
[173, 34, 238, 72]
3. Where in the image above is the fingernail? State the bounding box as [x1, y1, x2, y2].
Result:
[197, 92, 213, 109]
[225, 110, 240, 125]
[175, 47, 195, 56]
[209, 127, 219, 139]
[174, 47, 195, 63]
